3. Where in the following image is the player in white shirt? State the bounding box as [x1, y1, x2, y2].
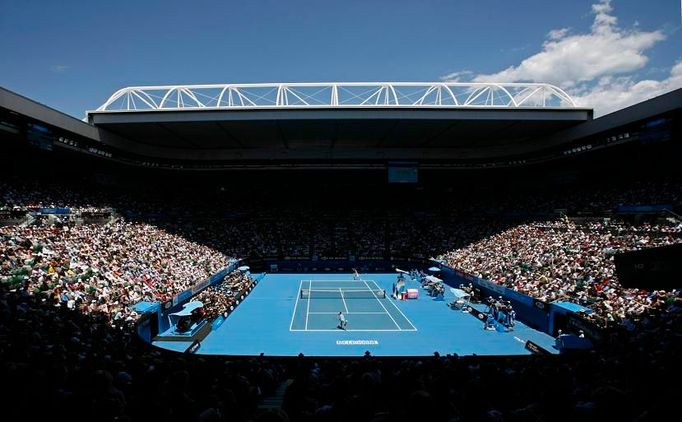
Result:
[338, 311, 348, 329]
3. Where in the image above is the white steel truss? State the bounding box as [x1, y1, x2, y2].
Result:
[92, 82, 577, 112]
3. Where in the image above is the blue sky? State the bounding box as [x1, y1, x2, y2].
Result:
[0, 0, 680, 117]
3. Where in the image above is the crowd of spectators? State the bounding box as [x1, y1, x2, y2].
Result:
[280, 297, 682, 422]
[1, 277, 679, 421]
[196, 271, 255, 319]
[0, 180, 112, 213]
[440, 217, 681, 325]
[1, 173, 682, 420]
[3, 177, 681, 328]
[0, 218, 228, 326]
[0, 285, 285, 422]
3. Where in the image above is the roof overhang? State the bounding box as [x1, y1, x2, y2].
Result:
[88, 106, 592, 162]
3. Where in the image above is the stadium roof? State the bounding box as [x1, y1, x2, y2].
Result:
[86, 82, 592, 162]
[4, 85, 680, 169]
[92, 82, 577, 111]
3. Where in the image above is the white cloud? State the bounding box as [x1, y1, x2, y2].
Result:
[439, 70, 473, 82]
[572, 61, 682, 116]
[591, 0, 617, 33]
[440, 0, 680, 116]
[50, 65, 70, 73]
[470, 0, 665, 87]
[547, 28, 569, 40]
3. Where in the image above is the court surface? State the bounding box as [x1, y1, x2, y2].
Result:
[290, 279, 416, 331]
[154, 273, 558, 357]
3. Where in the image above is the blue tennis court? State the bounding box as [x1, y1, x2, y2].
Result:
[154, 273, 558, 357]
[290, 279, 416, 331]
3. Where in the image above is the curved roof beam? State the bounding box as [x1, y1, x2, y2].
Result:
[92, 82, 580, 112]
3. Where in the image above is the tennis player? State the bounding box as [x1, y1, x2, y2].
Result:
[352, 268, 360, 280]
[338, 311, 348, 330]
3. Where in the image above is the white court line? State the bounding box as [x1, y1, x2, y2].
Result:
[290, 328, 409, 332]
[339, 288, 349, 313]
[306, 279, 371, 282]
[289, 280, 304, 331]
[368, 279, 418, 331]
[295, 279, 417, 332]
[304, 280, 312, 330]
[308, 311, 387, 315]
[362, 279, 402, 330]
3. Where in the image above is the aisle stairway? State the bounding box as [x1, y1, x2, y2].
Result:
[257, 378, 293, 412]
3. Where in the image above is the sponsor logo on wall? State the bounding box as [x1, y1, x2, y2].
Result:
[524, 340, 550, 355]
[185, 340, 201, 354]
[336, 340, 379, 346]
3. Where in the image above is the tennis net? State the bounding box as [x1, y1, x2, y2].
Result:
[300, 288, 386, 299]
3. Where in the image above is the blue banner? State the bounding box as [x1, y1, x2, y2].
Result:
[473, 277, 534, 306]
[174, 289, 192, 305]
[212, 316, 226, 331]
[209, 268, 228, 285]
[616, 204, 672, 213]
[503, 288, 535, 307]
[39, 207, 71, 215]
[192, 278, 211, 295]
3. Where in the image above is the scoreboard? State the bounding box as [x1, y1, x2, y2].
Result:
[388, 162, 418, 183]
